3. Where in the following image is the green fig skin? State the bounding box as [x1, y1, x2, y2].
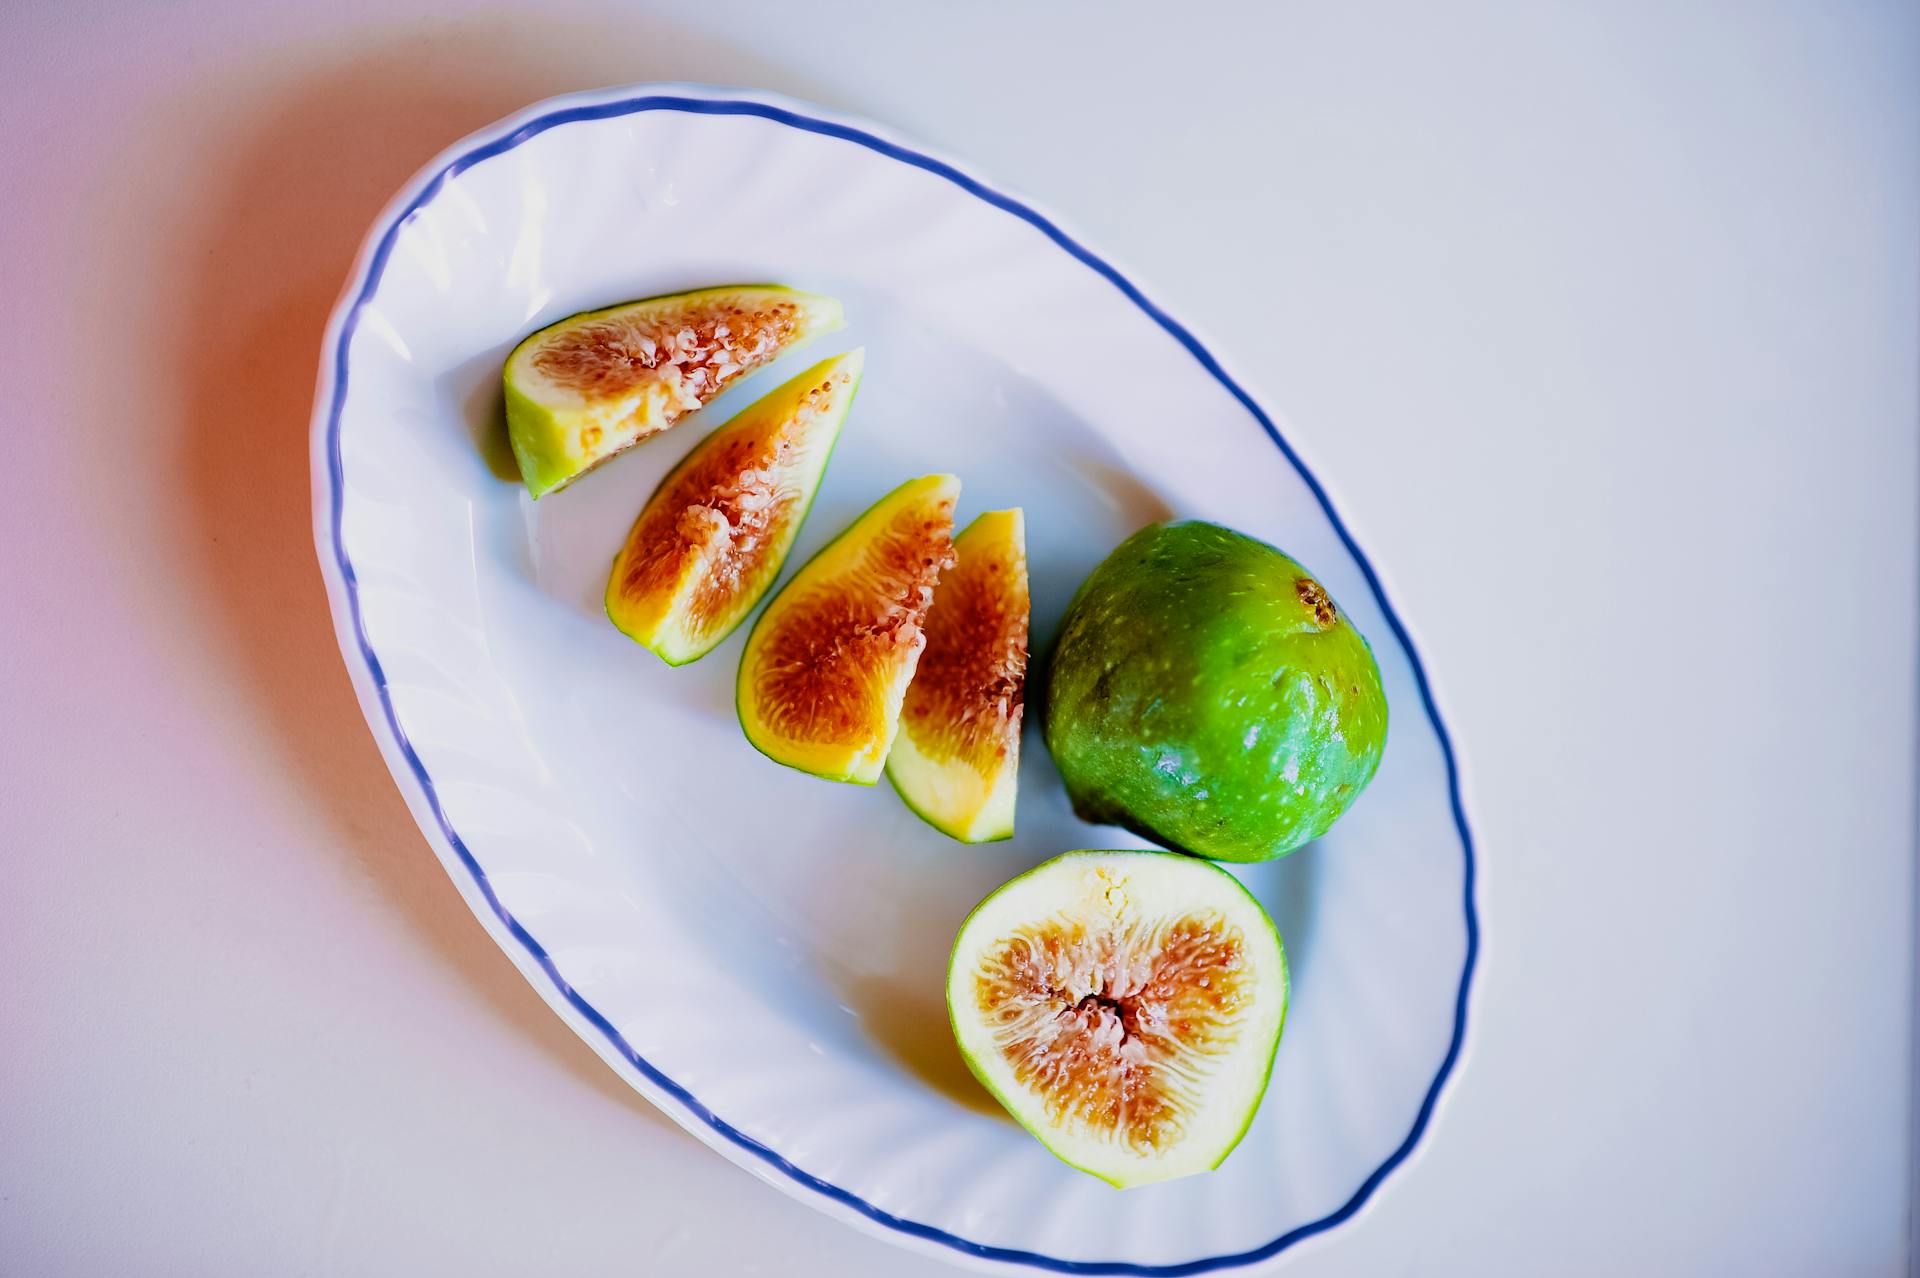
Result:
[1042, 521, 1387, 862]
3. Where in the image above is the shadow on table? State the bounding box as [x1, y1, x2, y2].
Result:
[161, 19, 842, 1131]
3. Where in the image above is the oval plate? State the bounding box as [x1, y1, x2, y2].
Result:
[310, 84, 1478, 1274]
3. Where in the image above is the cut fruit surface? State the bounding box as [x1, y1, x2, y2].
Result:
[887, 509, 1030, 842]
[948, 850, 1287, 1188]
[605, 350, 862, 665]
[737, 475, 959, 784]
[504, 285, 843, 498]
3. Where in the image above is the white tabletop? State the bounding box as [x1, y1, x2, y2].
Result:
[2, 2, 1913, 1274]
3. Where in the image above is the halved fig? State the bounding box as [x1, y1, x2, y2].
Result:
[949, 850, 1287, 1188]
[604, 350, 862, 665]
[737, 474, 960, 783]
[504, 285, 844, 498]
[887, 509, 1030, 842]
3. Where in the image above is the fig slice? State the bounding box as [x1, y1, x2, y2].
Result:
[887, 509, 1030, 842]
[948, 850, 1287, 1188]
[504, 285, 844, 498]
[737, 474, 960, 784]
[604, 350, 863, 666]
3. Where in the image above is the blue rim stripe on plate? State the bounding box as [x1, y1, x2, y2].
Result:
[323, 94, 1480, 1276]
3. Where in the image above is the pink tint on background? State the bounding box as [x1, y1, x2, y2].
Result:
[0, 2, 1915, 1276]
[0, 6, 898, 1274]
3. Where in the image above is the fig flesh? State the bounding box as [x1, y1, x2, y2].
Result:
[948, 850, 1287, 1188]
[605, 350, 862, 665]
[948, 844, 1290, 1182]
[504, 285, 843, 498]
[737, 475, 959, 783]
[887, 509, 1030, 842]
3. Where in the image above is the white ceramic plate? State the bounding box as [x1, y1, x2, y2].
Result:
[310, 84, 1478, 1274]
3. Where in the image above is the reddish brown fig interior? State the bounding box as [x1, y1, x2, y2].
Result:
[532, 296, 802, 410]
[973, 913, 1250, 1152]
[615, 374, 843, 638]
[899, 535, 1028, 770]
[751, 497, 956, 747]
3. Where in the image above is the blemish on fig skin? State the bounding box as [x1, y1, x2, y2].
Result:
[1295, 577, 1337, 629]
